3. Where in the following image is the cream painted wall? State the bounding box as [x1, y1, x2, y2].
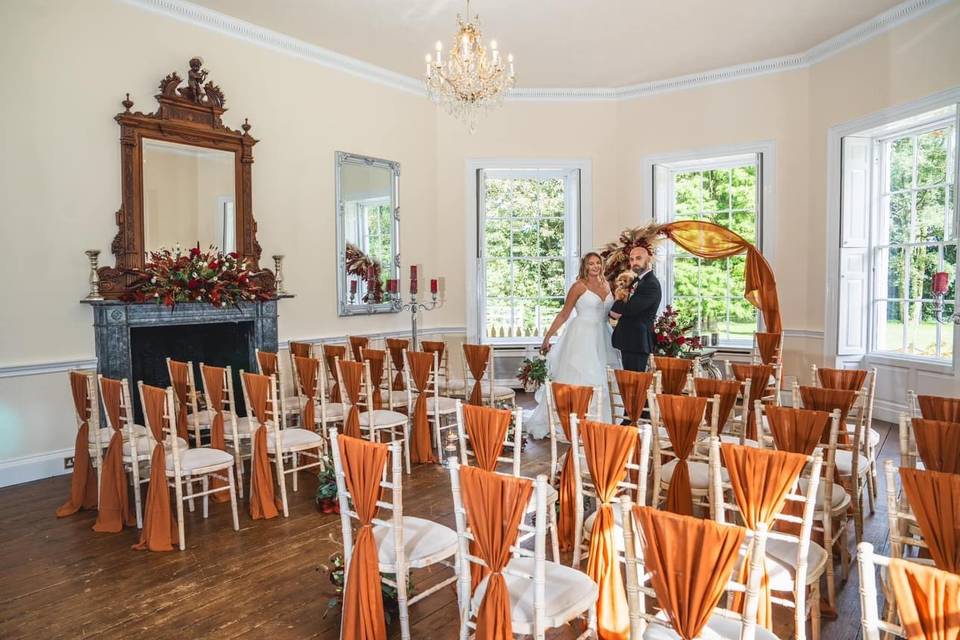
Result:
[1, 0, 959, 479]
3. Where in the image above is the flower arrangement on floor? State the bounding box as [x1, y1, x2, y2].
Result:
[126, 245, 271, 308]
[315, 455, 339, 514]
[653, 305, 703, 357]
[322, 551, 413, 625]
[516, 355, 548, 391]
[493, 400, 529, 453]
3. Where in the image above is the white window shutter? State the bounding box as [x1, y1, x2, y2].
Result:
[837, 136, 871, 355]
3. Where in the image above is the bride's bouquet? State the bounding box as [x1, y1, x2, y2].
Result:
[654, 306, 703, 357]
[517, 355, 548, 391]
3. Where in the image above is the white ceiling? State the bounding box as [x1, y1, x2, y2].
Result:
[189, 0, 907, 88]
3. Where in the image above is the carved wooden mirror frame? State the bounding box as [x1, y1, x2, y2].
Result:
[98, 58, 271, 297]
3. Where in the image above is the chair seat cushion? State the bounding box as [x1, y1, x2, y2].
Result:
[315, 402, 345, 421]
[124, 436, 188, 457]
[661, 459, 723, 491]
[798, 477, 850, 511]
[92, 424, 148, 446]
[381, 389, 412, 406]
[426, 396, 458, 414]
[492, 386, 516, 399]
[359, 410, 407, 427]
[760, 537, 828, 589]
[374, 516, 457, 568]
[224, 417, 259, 437]
[267, 428, 323, 451]
[694, 434, 758, 455]
[844, 424, 881, 447]
[472, 557, 598, 630]
[834, 450, 870, 476]
[582, 504, 640, 555]
[166, 446, 234, 473]
[643, 610, 780, 640]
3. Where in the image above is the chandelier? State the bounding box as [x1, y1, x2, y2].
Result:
[424, 0, 515, 133]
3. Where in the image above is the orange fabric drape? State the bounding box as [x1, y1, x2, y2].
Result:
[168, 359, 192, 441]
[257, 350, 279, 377]
[349, 336, 369, 362]
[463, 344, 491, 406]
[817, 368, 867, 392]
[289, 341, 312, 358]
[694, 378, 741, 434]
[323, 345, 346, 403]
[913, 419, 960, 474]
[363, 349, 386, 410]
[460, 466, 533, 640]
[386, 338, 409, 391]
[721, 444, 808, 629]
[407, 351, 437, 464]
[888, 558, 960, 640]
[582, 420, 637, 640]
[421, 340, 446, 370]
[57, 372, 98, 517]
[201, 365, 230, 503]
[732, 363, 774, 440]
[653, 356, 692, 396]
[553, 382, 595, 551]
[293, 355, 319, 431]
[243, 372, 280, 520]
[899, 468, 960, 573]
[919, 395, 960, 423]
[92, 377, 134, 532]
[799, 385, 857, 445]
[463, 404, 511, 471]
[338, 435, 389, 640]
[339, 360, 365, 439]
[614, 369, 654, 424]
[658, 393, 707, 516]
[755, 332, 782, 365]
[133, 385, 179, 551]
[766, 405, 831, 455]
[661, 220, 782, 334]
[634, 506, 747, 640]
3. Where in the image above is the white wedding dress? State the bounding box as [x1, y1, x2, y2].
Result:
[525, 289, 622, 439]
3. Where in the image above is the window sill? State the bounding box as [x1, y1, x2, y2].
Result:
[865, 351, 955, 375]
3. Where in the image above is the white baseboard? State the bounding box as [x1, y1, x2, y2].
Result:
[873, 399, 908, 425]
[0, 448, 73, 488]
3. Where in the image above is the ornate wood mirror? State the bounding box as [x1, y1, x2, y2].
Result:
[98, 57, 272, 297]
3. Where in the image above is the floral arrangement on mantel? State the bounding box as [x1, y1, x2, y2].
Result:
[654, 305, 703, 357]
[125, 245, 271, 308]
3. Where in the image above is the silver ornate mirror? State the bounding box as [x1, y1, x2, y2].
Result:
[336, 151, 400, 316]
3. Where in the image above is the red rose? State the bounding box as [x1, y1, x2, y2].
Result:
[677, 336, 686, 345]
[228, 251, 239, 259]
[189, 247, 202, 258]
[657, 335, 667, 344]
[187, 278, 202, 290]
[208, 260, 219, 270]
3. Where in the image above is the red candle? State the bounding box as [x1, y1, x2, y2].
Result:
[386, 278, 396, 293]
[933, 271, 950, 296]
[349, 279, 357, 294]
[410, 276, 418, 295]
[410, 265, 418, 280]
[430, 278, 438, 294]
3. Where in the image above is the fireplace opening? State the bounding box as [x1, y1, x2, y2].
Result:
[129, 321, 254, 424]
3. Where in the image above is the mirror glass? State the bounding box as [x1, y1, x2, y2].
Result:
[336, 152, 400, 316]
[142, 138, 236, 254]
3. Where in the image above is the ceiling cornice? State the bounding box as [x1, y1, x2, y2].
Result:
[123, 0, 953, 102]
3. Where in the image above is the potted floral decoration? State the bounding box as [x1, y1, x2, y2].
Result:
[516, 355, 547, 392]
[653, 305, 703, 357]
[126, 244, 271, 308]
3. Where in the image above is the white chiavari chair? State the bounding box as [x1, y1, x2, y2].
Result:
[404, 349, 458, 463]
[166, 358, 209, 445]
[461, 343, 516, 407]
[255, 348, 301, 427]
[543, 380, 603, 488]
[199, 363, 249, 498]
[448, 460, 598, 640]
[606, 367, 661, 425]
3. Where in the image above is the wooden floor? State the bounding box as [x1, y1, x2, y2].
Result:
[0, 395, 900, 639]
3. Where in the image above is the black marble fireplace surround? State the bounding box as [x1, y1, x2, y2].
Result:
[85, 300, 280, 423]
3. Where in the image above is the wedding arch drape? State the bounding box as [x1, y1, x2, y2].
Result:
[660, 220, 782, 335]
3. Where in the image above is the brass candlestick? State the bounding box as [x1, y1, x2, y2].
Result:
[84, 250, 103, 301]
[272, 254, 287, 295]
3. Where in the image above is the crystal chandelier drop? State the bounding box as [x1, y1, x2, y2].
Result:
[424, 0, 515, 133]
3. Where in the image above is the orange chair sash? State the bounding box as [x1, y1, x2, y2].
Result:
[766, 405, 830, 455]
[463, 344, 491, 406]
[817, 367, 867, 392]
[293, 355, 319, 431]
[732, 363, 774, 440]
[338, 436, 390, 640]
[653, 356, 691, 396]
[900, 468, 960, 573]
[553, 382, 594, 551]
[582, 420, 637, 639]
[460, 466, 533, 640]
[244, 372, 280, 520]
[614, 369, 654, 424]
[755, 332, 781, 365]
[349, 336, 369, 361]
[721, 444, 807, 628]
[257, 350, 279, 377]
[799, 386, 857, 444]
[913, 419, 960, 474]
[201, 364, 230, 502]
[386, 338, 409, 391]
[289, 341, 312, 358]
[339, 360, 364, 439]
[694, 377, 740, 434]
[407, 351, 437, 464]
[634, 506, 747, 640]
[919, 395, 960, 423]
[92, 377, 133, 533]
[463, 404, 511, 471]
[56, 372, 98, 517]
[888, 558, 960, 640]
[323, 345, 346, 403]
[658, 393, 706, 516]
[168, 359, 191, 441]
[133, 384, 178, 551]
[363, 349, 386, 410]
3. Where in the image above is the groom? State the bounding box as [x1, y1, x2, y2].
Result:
[609, 243, 661, 372]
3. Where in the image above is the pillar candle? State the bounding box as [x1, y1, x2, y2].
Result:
[430, 278, 438, 294]
[933, 271, 950, 295]
[349, 279, 357, 294]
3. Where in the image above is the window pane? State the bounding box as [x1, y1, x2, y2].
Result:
[701, 297, 727, 332]
[540, 260, 565, 298]
[916, 186, 946, 242]
[944, 244, 957, 300]
[484, 178, 513, 217]
[917, 128, 948, 187]
[724, 297, 757, 342]
[886, 192, 911, 244]
[702, 169, 731, 212]
[905, 301, 938, 357]
[509, 179, 539, 218]
[731, 165, 756, 210]
[510, 220, 538, 256]
[539, 219, 564, 255]
[538, 298, 563, 336]
[673, 256, 701, 298]
[538, 178, 565, 217]
[881, 247, 904, 299]
[484, 219, 511, 257]
[947, 185, 956, 241]
[516, 300, 538, 337]
[889, 137, 913, 193]
[485, 298, 512, 338]
[486, 259, 511, 298]
[730, 209, 757, 244]
[906, 246, 938, 299]
[671, 297, 701, 327]
[674, 171, 701, 216]
[512, 260, 539, 299]
[875, 300, 904, 353]
[939, 304, 954, 360]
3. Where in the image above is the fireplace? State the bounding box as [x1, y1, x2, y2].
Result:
[85, 300, 280, 423]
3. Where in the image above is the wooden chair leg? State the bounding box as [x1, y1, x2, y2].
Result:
[234, 447, 245, 500]
[227, 466, 239, 531]
[396, 564, 411, 640]
[202, 475, 209, 519]
[186, 473, 196, 512]
[548, 500, 561, 563]
[275, 454, 289, 518]
[174, 477, 186, 552]
[130, 459, 143, 529]
[809, 582, 821, 640]
[291, 452, 299, 493]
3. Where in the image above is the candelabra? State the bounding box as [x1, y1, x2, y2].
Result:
[932, 271, 959, 325]
[84, 250, 103, 301]
[387, 289, 441, 351]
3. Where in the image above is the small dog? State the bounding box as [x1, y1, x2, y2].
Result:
[613, 270, 637, 302]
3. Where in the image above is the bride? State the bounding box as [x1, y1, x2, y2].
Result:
[525, 252, 621, 438]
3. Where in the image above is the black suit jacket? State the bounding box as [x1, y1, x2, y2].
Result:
[610, 271, 662, 354]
